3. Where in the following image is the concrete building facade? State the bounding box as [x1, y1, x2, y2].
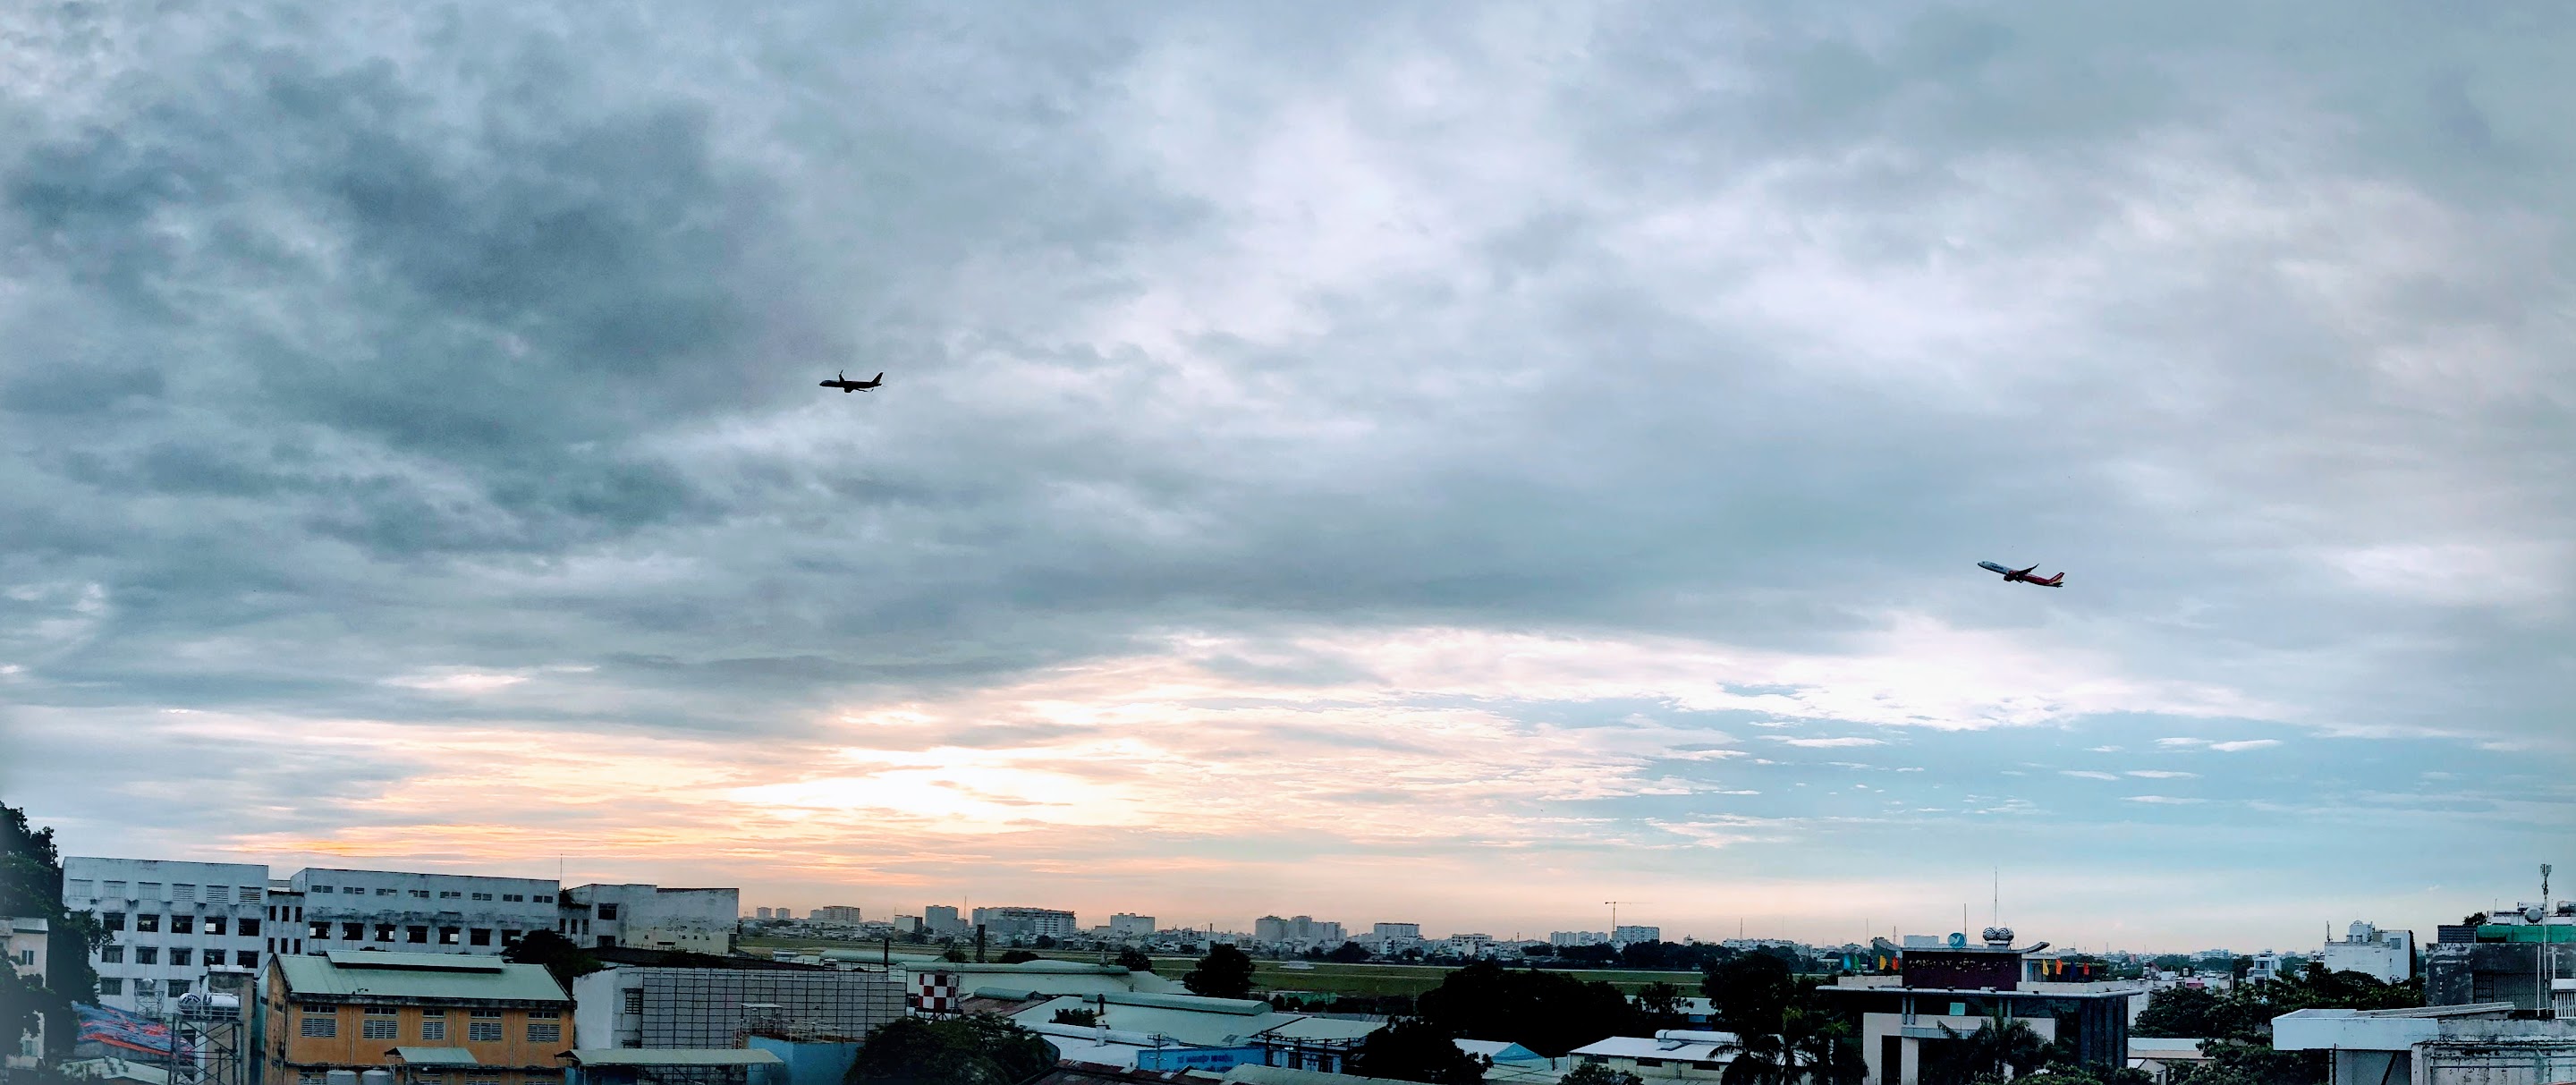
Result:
[65, 858, 276, 1012]
[809, 907, 862, 926]
[1614, 926, 1663, 945]
[2275, 1004, 2576, 1085]
[561, 886, 738, 955]
[1110, 915, 1157, 939]
[2319, 922, 2416, 984]
[924, 907, 964, 937]
[292, 869, 561, 957]
[569, 967, 904, 1049]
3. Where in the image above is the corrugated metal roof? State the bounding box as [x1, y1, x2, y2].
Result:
[1224, 1064, 1417, 1085]
[1572, 1036, 1738, 1063]
[1257, 1017, 1381, 1041]
[564, 1050, 784, 1067]
[1010, 996, 1296, 1047]
[275, 954, 569, 1003]
[389, 1048, 480, 1065]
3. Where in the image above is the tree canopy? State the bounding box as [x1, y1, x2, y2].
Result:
[1351, 1017, 1487, 1085]
[1415, 960, 1644, 1058]
[1702, 954, 1863, 1085]
[1115, 948, 1155, 973]
[3, 804, 106, 1055]
[848, 1015, 1056, 1085]
[503, 930, 604, 991]
[1182, 945, 1258, 999]
[2134, 968, 2420, 1044]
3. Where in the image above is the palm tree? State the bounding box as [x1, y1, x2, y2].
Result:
[1937, 1006, 2052, 1083]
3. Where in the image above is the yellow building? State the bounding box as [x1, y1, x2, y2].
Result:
[258, 952, 571, 1085]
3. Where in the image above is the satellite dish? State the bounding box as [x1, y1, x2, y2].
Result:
[1948, 932, 1969, 948]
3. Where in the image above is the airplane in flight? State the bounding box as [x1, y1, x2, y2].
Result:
[1979, 561, 2064, 587]
[820, 370, 883, 393]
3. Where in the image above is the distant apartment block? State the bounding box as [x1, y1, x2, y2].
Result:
[924, 905, 965, 936]
[972, 907, 1077, 939]
[1253, 916, 1346, 945]
[1552, 931, 1608, 946]
[563, 885, 738, 955]
[810, 905, 863, 925]
[2319, 921, 2416, 984]
[64, 858, 275, 1011]
[1110, 913, 1157, 938]
[1614, 925, 1662, 945]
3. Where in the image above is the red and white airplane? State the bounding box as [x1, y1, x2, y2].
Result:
[1978, 561, 2064, 588]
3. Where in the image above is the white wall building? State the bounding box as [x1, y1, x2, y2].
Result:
[1553, 931, 1609, 946]
[291, 867, 560, 955]
[1614, 925, 1663, 945]
[2318, 922, 2415, 983]
[1110, 914, 1157, 938]
[563, 885, 738, 954]
[64, 859, 275, 1012]
[2275, 1004, 2576, 1085]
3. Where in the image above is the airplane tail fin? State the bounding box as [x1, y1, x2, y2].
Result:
[872, 372, 884, 382]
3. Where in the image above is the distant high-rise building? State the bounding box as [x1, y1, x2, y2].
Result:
[971, 907, 1077, 939]
[1551, 930, 1608, 946]
[811, 905, 863, 925]
[1613, 925, 1661, 945]
[1373, 922, 1420, 939]
[1110, 913, 1157, 938]
[755, 907, 773, 920]
[925, 905, 963, 936]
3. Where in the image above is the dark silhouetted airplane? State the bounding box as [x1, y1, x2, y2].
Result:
[821, 371, 883, 393]
[1978, 561, 2064, 587]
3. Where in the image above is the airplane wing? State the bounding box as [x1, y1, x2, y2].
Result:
[2013, 564, 2039, 576]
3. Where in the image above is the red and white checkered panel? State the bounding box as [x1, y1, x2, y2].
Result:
[912, 971, 959, 1013]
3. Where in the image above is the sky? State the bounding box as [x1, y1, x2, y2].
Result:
[3, 2, 2573, 954]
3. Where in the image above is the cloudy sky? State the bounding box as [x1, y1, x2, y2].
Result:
[4, 2, 2572, 952]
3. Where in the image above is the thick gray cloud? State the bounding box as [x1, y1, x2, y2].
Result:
[3, 1, 2572, 945]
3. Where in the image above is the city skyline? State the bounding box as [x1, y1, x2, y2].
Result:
[5, 2, 2574, 954]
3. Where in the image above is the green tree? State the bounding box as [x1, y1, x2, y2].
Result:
[942, 947, 970, 963]
[849, 1015, 1055, 1085]
[1115, 948, 1155, 973]
[1636, 981, 1689, 1030]
[996, 950, 1039, 964]
[2134, 986, 2221, 1038]
[1704, 955, 1862, 1085]
[1328, 941, 1372, 964]
[1416, 960, 1644, 1059]
[1051, 1008, 1097, 1026]
[1922, 1008, 2052, 1085]
[503, 930, 604, 992]
[1563, 1064, 1646, 1085]
[1351, 1017, 1487, 1085]
[1182, 945, 1257, 999]
[3, 804, 106, 1055]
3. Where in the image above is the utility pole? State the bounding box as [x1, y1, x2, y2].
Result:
[2542, 865, 2554, 1015]
[1606, 902, 1622, 936]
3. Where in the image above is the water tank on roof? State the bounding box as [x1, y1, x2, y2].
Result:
[326, 1071, 359, 1085]
[360, 1071, 392, 1085]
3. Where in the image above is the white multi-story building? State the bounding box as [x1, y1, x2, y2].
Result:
[1614, 925, 1663, 945]
[1553, 931, 1609, 946]
[811, 905, 863, 925]
[925, 905, 964, 936]
[292, 867, 560, 955]
[64, 859, 275, 1012]
[2319, 922, 2416, 983]
[1110, 914, 1157, 938]
[562, 885, 738, 954]
[971, 907, 1078, 939]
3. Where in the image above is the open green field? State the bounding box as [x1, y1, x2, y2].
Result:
[734, 936, 1710, 998]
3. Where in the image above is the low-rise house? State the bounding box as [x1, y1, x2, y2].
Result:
[1569, 1030, 1740, 1081]
[256, 951, 572, 1085]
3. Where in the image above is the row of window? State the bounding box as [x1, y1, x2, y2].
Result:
[304, 887, 555, 904]
[98, 946, 260, 968]
[299, 1010, 556, 1044]
[100, 913, 262, 937]
[71, 881, 264, 903]
[305, 922, 528, 947]
[96, 978, 189, 996]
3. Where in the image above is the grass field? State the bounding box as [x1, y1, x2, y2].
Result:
[733, 935, 1709, 998]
